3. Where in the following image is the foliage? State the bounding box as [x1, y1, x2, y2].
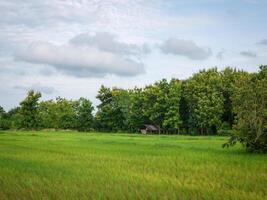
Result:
[18, 90, 42, 129]
[95, 85, 126, 131]
[76, 97, 94, 131]
[142, 79, 170, 132]
[162, 79, 182, 133]
[128, 88, 147, 132]
[0, 106, 10, 130]
[224, 66, 267, 152]
[183, 68, 224, 134]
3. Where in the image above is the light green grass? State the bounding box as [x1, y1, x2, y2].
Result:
[0, 131, 266, 200]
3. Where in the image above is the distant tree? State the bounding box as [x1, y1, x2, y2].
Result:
[163, 79, 183, 133]
[128, 88, 147, 132]
[96, 85, 119, 131]
[38, 100, 58, 129]
[0, 106, 10, 130]
[55, 97, 77, 129]
[6, 107, 20, 129]
[179, 81, 190, 133]
[142, 79, 170, 133]
[18, 90, 41, 129]
[112, 89, 132, 131]
[220, 67, 249, 129]
[96, 86, 130, 131]
[0, 106, 4, 116]
[183, 68, 224, 134]
[224, 66, 267, 152]
[76, 97, 94, 132]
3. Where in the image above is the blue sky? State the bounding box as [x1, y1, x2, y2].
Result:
[0, 0, 266, 110]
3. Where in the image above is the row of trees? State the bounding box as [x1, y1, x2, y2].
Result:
[0, 66, 266, 152]
[0, 93, 94, 131]
[95, 67, 251, 135]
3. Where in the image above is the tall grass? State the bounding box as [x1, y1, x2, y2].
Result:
[0, 131, 266, 199]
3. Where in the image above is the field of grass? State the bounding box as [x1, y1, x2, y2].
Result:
[0, 131, 266, 200]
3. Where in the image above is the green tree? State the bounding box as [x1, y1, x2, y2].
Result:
[163, 79, 183, 133]
[142, 79, 170, 133]
[128, 88, 147, 132]
[96, 85, 121, 131]
[96, 86, 131, 131]
[220, 67, 249, 129]
[38, 100, 58, 129]
[55, 97, 77, 129]
[76, 97, 94, 131]
[0, 106, 10, 130]
[184, 68, 224, 134]
[18, 90, 41, 129]
[0, 106, 4, 116]
[224, 66, 267, 152]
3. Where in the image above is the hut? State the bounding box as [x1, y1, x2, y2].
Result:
[140, 125, 160, 134]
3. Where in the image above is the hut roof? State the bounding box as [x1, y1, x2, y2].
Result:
[144, 124, 159, 131]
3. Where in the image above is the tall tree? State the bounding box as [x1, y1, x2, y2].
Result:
[128, 88, 147, 132]
[18, 90, 41, 129]
[0, 106, 4, 116]
[163, 79, 183, 133]
[225, 66, 267, 152]
[38, 100, 58, 129]
[0, 106, 9, 130]
[96, 85, 126, 131]
[220, 67, 249, 128]
[55, 97, 77, 129]
[76, 97, 94, 132]
[183, 68, 224, 134]
[143, 79, 169, 132]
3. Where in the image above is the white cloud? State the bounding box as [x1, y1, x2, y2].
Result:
[240, 51, 257, 58]
[70, 32, 150, 56]
[17, 41, 145, 77]
[257, 39, 267, 46]
[160, 38, 212, 60]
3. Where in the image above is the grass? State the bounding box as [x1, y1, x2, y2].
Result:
[0, 131, 266, 200]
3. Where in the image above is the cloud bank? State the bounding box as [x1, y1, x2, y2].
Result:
[240, 51, 257, 58]
[160, 38, 212, 60]
[17, 32, 147, 77]
[257, 39, 267, 45]
[70, 32, 150, 56]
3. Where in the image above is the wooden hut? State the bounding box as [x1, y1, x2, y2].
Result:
[140, 125, 160, 134]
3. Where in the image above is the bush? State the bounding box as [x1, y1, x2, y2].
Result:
[0, 119, 11, 130]
[218, 129, 234, 136]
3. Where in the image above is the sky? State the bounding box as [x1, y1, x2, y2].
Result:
[1, 0, 267, 110]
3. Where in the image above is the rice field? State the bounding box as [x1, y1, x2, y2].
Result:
[0, 131, 266, 200]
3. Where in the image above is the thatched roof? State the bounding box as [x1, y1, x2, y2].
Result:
[144, 125, 159, 131]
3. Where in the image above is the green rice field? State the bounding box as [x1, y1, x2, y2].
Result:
[0, 131, 266, 199]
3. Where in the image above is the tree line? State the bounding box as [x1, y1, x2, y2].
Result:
[0, 66, 266, 152]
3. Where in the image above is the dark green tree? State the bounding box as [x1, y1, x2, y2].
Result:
[55, 97, 77, 129]
[163, 79, 183, 133]
[142, 79, 170, 133]
[18, 90, 41, 129]
[96, 85, 125, 131]
[224, 66, 267, 152]
[0, 106, 10, 130]
[38, 100, 58, 129]
[76, 97, 94, 132]
[128, 88, 147, 132]
[183, 68, 224, 134]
